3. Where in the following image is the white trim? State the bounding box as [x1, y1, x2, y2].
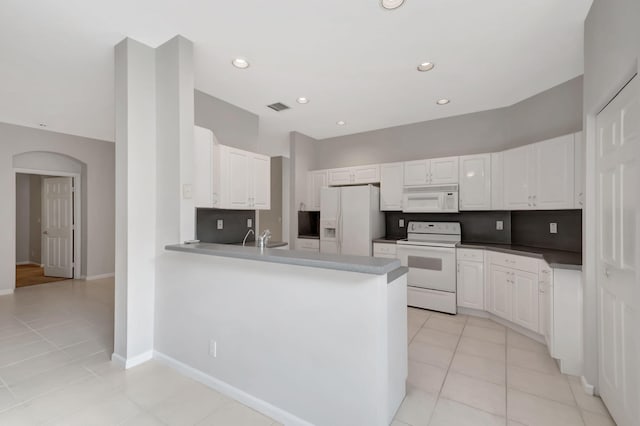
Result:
[13, 167, 83, 281]
[0, 289, 15, 296]
[458, 306, 546, 344]
[15, 261, 38, 266]
[111, 350, 154, 369]
[153, 351, 312, 426]
[84, 272, 115, 281]
[581, 375, 595, 396]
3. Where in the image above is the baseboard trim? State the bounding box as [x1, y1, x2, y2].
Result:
[0, 289, 15, 296]
[458, 307, 546, 344]
[153, 351, 311, 426]
[16, 261, 40, 266]
[84, 273, 115, 281]
[581, 376, 595, 396]
[111, 350, 154, 369]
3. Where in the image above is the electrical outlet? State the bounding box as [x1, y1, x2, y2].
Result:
[550, 223, 558, 234]
[247, 218, 252, 228]
[496, 220, 503, 231]
[217, 219, 223, 230]
[209, 340, 217, 358]
[399, 219, 405, 228]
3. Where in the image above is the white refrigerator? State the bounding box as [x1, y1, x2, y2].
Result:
[320, 185, 385, 256]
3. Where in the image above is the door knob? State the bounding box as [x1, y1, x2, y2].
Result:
[604, 268, 610, 278]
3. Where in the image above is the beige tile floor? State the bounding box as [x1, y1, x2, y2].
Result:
[0, 279, 617, 426]
[395, 308, 617, 426]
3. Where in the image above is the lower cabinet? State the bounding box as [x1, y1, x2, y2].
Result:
[373, 242, 397, 259]
[296, 238, 320, 252]
[488, 264, 513, 320]
[511, 269, 539, 332]
[456, 250, 484, 310]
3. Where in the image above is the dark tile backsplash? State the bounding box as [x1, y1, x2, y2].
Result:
[511, 210, 582, 253]
[196, 208, 255, 244]
[298, 211, 320, 237]
[385, 211, 511, 244]
[385, 210, 582, 253]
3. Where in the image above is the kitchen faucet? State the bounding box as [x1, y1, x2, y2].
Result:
[257, 229, 272, 248]
[242, 229, 254, 246]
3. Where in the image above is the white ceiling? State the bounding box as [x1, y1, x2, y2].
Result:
[0, 0, 592, 144]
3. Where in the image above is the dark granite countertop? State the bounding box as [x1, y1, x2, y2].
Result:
[456, 243, 582, 271]
[166, 243, 402, 275]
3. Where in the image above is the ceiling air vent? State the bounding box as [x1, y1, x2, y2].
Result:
[267, 102, 290, 112]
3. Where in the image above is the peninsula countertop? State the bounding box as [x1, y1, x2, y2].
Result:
[165, 242, 403, 276]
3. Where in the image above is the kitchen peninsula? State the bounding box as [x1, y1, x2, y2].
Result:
[154, 243, 408, 426]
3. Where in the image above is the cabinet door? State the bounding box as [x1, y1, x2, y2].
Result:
[503, 145, 533, 210]
[512, 269, 539, 332]
[459, 154, 491, 210]
[380, 163, 404, 211]
[457, 260, 484, 310]
[328, 168, 353, 186]
[193, 126, 213, 208]
[430, 156, 459, 184]
[307, 170, 327, 211]
[225, 147, 251, 209]
[251, 154, 271, 210]
[352, 165, 380, 184]
[533, 135, 574, 209]
[403, 160, 429, 186]
[488, 264, 513, 321]
[574, 131, 584, 208]
[491, 152, 504, 210]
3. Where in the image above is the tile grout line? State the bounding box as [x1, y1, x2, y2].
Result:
[504, 325, 508, 423]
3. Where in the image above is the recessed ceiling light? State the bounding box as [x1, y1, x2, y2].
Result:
[336, 120, 346, 126]
[436, 99, 450, 105]
[296, 97, 309, 104]
[381, 0, 405, 10]
[38, 123, 47, 127]
[231, 58, 250, 69]
[417, 62, 435, 72]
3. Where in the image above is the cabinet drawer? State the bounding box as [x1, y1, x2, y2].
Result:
[488, 252, 539, 274]
[456, 248, 484, 262]
[296, 238, 320, 250]
[373, 243, 397, 257]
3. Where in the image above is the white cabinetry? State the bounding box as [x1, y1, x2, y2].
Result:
[503, 135, 574, 210]
[491, 152, 504, 210]
[403, 156, 459, 186]
[193, 126, 271, 210]
[459, 154, 491, 210]
[380, 163, 404, 211]
[327, 165, 380, 186]
[307, 170, 328, 211]
[457, 249, 484, 310]
[296, 238, 320, 252]
[486, 252, 540, 333]
[373, 242, 397, 259]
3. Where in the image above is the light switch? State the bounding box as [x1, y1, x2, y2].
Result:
[182, 184, 193, 199]
[550, 223, 558, 234]
[399, 219, 405, 228]
[217, 219, 223, 230]
[496, 220, 503, 230]
[247, 218, 252, 228]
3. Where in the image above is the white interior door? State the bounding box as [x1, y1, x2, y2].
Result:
[42, 177, 74, 278]
[596, 75, 639, 426]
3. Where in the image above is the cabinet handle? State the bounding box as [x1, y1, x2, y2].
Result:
[532, 195, 537, 206]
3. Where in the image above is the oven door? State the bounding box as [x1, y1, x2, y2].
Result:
[396, 245, 456, 292]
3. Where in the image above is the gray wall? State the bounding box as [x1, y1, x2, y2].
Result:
[258, 157, 283, 240]
[582, 0, 640, 391]
[1, 122, 115, 293]
[15, 174, 30, 264]
[194, 90, 259, 152]
[312, 76, 583, 169]
[289, 132, 319, 244]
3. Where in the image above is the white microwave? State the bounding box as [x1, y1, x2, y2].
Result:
[402, 185, 459, 213]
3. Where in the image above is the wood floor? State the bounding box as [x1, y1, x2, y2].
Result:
[15, 264, 69, 287]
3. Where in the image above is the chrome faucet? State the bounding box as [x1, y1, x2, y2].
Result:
[242, 229, 255, 246]
[257, 229, 272, 248]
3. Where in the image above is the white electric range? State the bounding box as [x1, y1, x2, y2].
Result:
[396, 221, 461, 314]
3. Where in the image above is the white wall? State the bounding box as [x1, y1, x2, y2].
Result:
[15, 174, 30, 264]
[289, 132, 318, 244]
[0, 124, 115, 294]
[582, 0, 640, 389]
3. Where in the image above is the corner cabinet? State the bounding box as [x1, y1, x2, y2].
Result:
[456, 249, 484, 310]
[459, 154, 491, 210]
[194, 126, 271, 210]
[380, 162, 404, 211]
[503, 134, 575, 210]
[307, 170, 328, 211]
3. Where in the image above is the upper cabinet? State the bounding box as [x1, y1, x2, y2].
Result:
[380, 162, 404, 211]
[194, 126, 271, 210]
[327, 164, 380, 186]
[574, 131, 584, 209]
[459, 154, 491, 210]
[307, 170, 328, 211]
[503, 134, 575, 210]
[404, 156, 459, 186]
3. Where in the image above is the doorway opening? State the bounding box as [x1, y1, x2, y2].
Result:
[14, 170, 81, 287]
